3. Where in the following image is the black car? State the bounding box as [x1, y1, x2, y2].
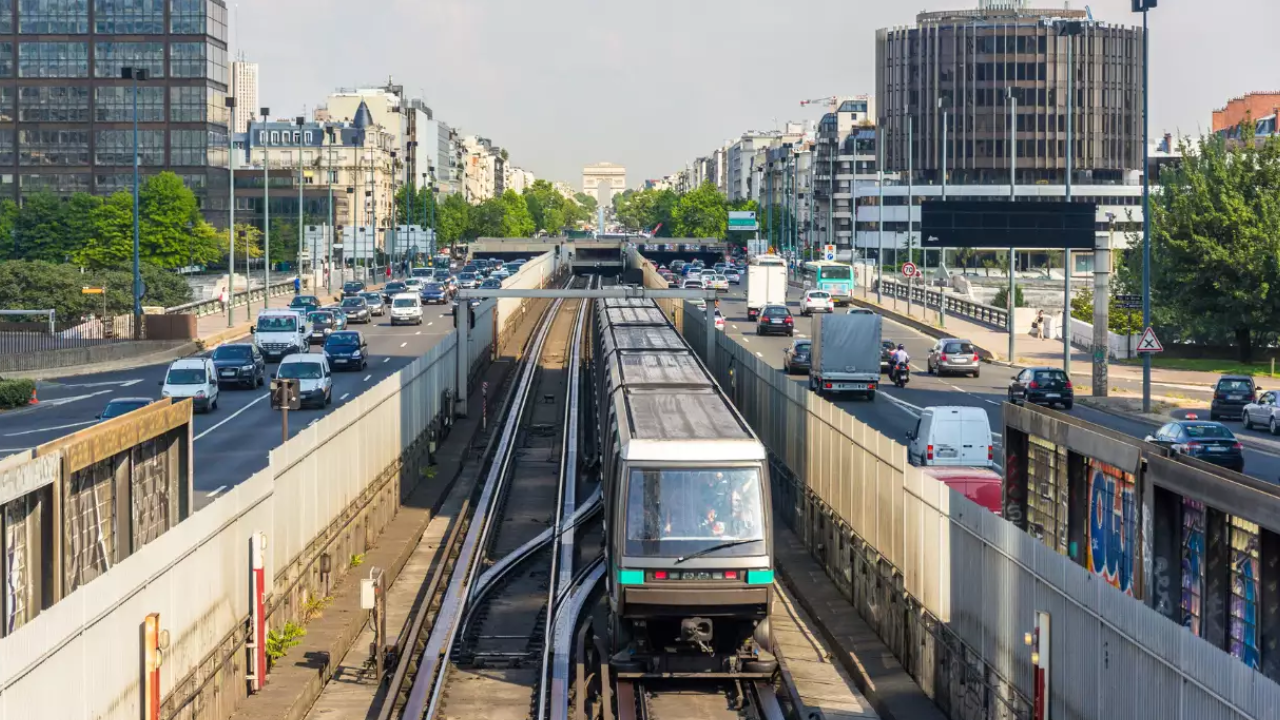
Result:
[784, 339, 812, 374]
[339, 296, 371, 323]
[97, 396, 155, 422]
[382, 281, 408, 302]
[1210, 374, 1257, 421]
[323, 331, 369, 371]
[1008, 367, 1074, 409]
[756, 304, 794, 336]
[289, 295, 321, 314]
[210, 343, 265, 388]
[480, 278, 503, 290]
[1146, 420, 1245, 473]
[342, 281, 366, 298]
[420, 282, 449, 304]
[307, 311, 338, 344]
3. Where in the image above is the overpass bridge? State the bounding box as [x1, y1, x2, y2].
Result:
[2, 249, 1276, 720]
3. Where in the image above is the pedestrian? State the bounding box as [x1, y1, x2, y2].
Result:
[218, 285, 228, 312]
[293, 276, 301, 295]
[1034, 309, 1045, 339]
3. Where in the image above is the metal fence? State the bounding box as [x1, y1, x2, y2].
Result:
[876, 278, 1011, 329]
[0, 313, 136, 355]
[678, 307, 1279, 720]
[165, 279, 297, 317]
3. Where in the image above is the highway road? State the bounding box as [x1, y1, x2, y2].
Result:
[0, 304, 461, 509]
[714, 283, 1280, 483]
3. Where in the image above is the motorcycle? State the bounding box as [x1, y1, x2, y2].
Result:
[893, 361, 911, 388]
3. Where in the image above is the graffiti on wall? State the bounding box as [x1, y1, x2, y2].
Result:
[1228, 516, 1261, 670]
[1087, 459, 1137, 596]
[1181, 498, 1205, 635]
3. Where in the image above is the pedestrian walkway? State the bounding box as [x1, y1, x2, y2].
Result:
[197, 280, 384, 348]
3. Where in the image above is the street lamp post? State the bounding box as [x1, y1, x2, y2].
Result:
[1058, 19, 1086, 377]
[1135, 0, 1155, 412]
[876, 128, 884, 303]
[259, 107, 270, 309]
[422, 171, 430, 258]
[389, 150, 398, 270]
[122, 67, 149, 337]
[225, 94, 236, 327]
[326, 126, 336, 294]
[295, 116, 305, 290]
[1007, 86, 1018, 364]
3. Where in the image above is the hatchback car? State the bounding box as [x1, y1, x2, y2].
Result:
[97, 396, 155, 422]
[341, 281, 365, 298]
[289, 295, 321, 314]
[1145, 420, 1244, 472]
[323, 330, 369, 371]
[210, 342, 265, 388]
[784, 339, 812, 374]
[420, 282, 450, 304]
[926, 338, 981, 378]
[339, 296, 371, 324]
[756, 304, 794, 336]
[682, 278, 705, 290]
[1008, 367, 1074, 409]
[1210, 375, 1257, 421]
[381, 281, 408, 302]
[1241, 389, 1280, 433]
[160, 357, 219, 412]
[457, 271, 480, 289]
[480, 278, 503, 290]
[725, 269, 741, 284]
[307, 310, 339, 344]
[360, 292, 386, 316]
[800, 290, 834, 316]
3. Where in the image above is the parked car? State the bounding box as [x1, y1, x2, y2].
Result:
[1008, 367, 1074, 409]
[289, 295, 321, 314]
[800, 289, 834, 316]
[756, 304, 794, 336]
[323, 330, 369, 371]
[210, 342, 265, 388]
[926, 338, 981, 378]
[97, 397, 155, 422]
[160, 357, 219, 412]
[275, 353, 333, 408]
[339, 296, 371, 324]
[1211, 374, 1257, 421]
[1241, 389, 1280, 433]
[420, 282, 450, 304]
[360, 292, 386, 316]
[341, 281, 365, 298]
[906, 406, 994, 467]
[783, 339, 812, 374]
[1145, 420, 1245, 472]
[382, 281, 408, 302]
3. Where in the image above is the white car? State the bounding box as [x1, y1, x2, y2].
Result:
[714, 309, 726, 331]
[706, 274, 729, 291]
[160, 357, 219, 413]
[800, 290, 834, 316]
[389, 293, 423, 325]
[725, 270, 741, 284]
[682, 278, 705, 290]
[276, 353, 333, 409]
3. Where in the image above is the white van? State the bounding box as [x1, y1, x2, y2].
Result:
[276, 353, 333, 408]
[160, 357, 219, 412]
[389, 293, 423, 326]
[252, 309, 309, 361]
[905, 406, 994, 468]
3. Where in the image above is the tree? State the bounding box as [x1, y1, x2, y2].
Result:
[499, 190, 535, 237]
[0, 260, 192, 322]
[541, 206, 566, 234]
[12, 193, 75, 262]
[139, 172, 222, 268]
[1126, 127, 1280, 361]
[467, 197, 505, 239]
[574, 192, 597, 213]
[231, 223, 264, 259]
[671, 182, 727, 239]
[615, 188, 677, 236]
[393, 184, 437, 226]
[71, 192, 133, 269]
[992, 284, 1026, 310]
[1070, 288, 1144, 335]
[437, 193, 470, 246]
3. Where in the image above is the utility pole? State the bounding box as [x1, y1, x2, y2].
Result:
[226, 95, 236, 328]
[1137, 0, 1154, 413]
[123, 67, 149, 338]
[327, 126, 335, 294]
[940, 96, 948, 327]
[1007, 86, 1018, 365]
[907, 115, 914, 318]
[1094, 215, 1114, 397]
[296, 116, 305, 289]
[876, 128, 884, 304]
[1061, 19, 1085, 378]
[260, 108, 270, 309]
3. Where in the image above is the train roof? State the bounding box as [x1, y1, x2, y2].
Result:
[623, 387, 753, 442]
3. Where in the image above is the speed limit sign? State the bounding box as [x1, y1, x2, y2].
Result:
[902, 262, 917, 278]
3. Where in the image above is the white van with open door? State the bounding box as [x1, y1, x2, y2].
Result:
[906, 406, 994, 468]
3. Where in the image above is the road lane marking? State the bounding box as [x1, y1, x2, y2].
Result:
[879, 391, 923, 417]
[306, 418, 319, 428]
[756, 351, 763, 357]
[732, 325, 739, 330]
[743, 338, 750, 343]
[363, 374, 371, 382]
[383, 358, 390, 363]
[195, 393, 270, 441]
[31, 389, 113, 408]
[427, 322, 433, 326]
[57, 378, 144, 389]
[340, 393, 350, 401]
[5, 419, 97, 437]
[416, 331, 421, 335]
[400, 342, 407, 348]
[206, 485, 227, 498]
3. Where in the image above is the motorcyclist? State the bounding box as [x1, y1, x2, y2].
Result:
[890, 344, 910, 383]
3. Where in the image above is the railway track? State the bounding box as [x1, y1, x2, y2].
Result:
[389, 275, 596, 720]
[614, 679, 785, 720]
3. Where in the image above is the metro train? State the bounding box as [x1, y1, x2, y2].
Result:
[592, 297, 777, 677]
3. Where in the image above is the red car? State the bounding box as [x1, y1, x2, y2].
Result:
[922, 466, 1003, 516]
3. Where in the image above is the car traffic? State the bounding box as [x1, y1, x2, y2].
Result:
[322, 331, 369, 371]
[339, 296, 372, 323]
[1145, 420, 1245, 473]
[211, 343, 265, 388]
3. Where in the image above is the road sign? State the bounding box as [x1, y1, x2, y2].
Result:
[1115, 294, 1143, 310]
[1136, 327, 1164, 353]
[823, 244, 836, 261]
[902, 262, 918, 278]
[728, 211, 759, 231]
[81, 287, 104, 295]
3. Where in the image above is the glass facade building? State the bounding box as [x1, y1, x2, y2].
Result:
[0, 0, 229, 211]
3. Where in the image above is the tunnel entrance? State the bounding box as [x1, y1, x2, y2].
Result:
[639, 250, 729, 269]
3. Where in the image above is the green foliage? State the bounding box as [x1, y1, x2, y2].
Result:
[437, 193, 470, 246]
[230, 223, 264, 260]
[0, 379, 35, 409]
[574, 192, 597, 212]
[522, 179, 585, 234]
[301, 593, 333, 622]
[467, 198, 505, 240]
[265, 621, 306, 665]
[498, 189, 535, 237]
[0, 260, 192, 320]
[1127, 126, 1280, 361]
[349, 553, 365, 568]
[139, 173, 222, 268]
[1070, 288, 1144, 335]
[393, 184, 438, 226]
[992, 284, 1026, 310]
[616, 188, 678, 236]
[672, 182, 727, 239]
[70, 193, 133, 269]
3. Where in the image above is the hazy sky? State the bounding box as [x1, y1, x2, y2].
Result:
[239, 0, 1278, 189]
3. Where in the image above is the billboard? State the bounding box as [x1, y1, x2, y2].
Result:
[920, 199, 1098, 249]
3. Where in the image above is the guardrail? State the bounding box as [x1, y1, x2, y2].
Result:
[876, 277, 1010, 329]
[164, 280, 297, 317]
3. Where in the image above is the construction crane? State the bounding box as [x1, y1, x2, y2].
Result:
[799, 96, 839, 113]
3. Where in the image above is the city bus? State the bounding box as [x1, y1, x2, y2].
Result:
[801, 260, 855, 305]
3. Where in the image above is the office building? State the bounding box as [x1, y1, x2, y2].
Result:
[813, 97, 878, 250]
[0, 0, 231, 210]
[727, 132, 776, 202]
[232, 57, 257, 133]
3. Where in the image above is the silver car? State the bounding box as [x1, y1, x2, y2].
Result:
[926, 338, 980, 378]
[360, 292, 386, 316]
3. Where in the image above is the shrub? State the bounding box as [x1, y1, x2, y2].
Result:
[0, 379, 35, 408]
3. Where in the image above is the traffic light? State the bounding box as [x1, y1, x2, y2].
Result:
[270, 378, 301, 411]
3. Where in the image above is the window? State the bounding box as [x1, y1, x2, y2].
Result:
[96, 172, 152, 194]
[19, 129, 89, 166]
[0, 43, 11, 78]
[169, 85, 205, 122]
[95, 129, 163, 166]
[0, 0, 10, 33]
[93, 0, 164, 33]
[95, 41, 165, 79]
[169, 41, 204, 77]
[20, 173, 90, 195]
[18, 0, 88, 34]
[0, 130, 13, 165]
[19, 86, 89, 122]
[170, 129, 206, 166]
[18, 41, 88, 78]
[0, 87, 12, 122]
[95, 85, 163, 122]
[624, 467, 765, 558]
[168, 0, 204, 33]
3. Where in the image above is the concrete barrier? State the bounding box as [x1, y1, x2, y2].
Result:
[0, 338, 192, 374]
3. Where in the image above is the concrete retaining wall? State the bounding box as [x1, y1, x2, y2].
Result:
[0, 339, 191, 374]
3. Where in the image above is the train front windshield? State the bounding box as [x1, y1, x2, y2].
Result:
[625, 467, 765, 557]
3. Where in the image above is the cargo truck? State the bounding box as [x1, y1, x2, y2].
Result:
[746, 264, 787, 321]
[809, 312, 882, 400]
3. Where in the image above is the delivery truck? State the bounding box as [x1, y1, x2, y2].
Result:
[746, 264, 787, 321]
[809, 312, 882, 400]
